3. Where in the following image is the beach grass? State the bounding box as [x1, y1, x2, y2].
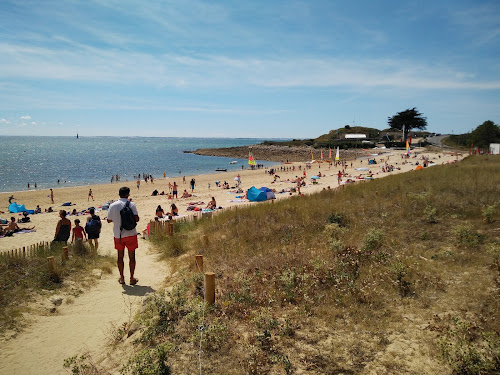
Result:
[0, 242, 115, 333]
[127, 155, 500, 374]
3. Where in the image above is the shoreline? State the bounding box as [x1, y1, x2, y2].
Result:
[0, 147, 464, 254]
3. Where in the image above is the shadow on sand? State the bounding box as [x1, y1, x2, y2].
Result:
[121, 283, 156, 296]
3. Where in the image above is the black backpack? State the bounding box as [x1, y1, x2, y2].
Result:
[120, 201, 137, 231]
[85, 216, 101, 235]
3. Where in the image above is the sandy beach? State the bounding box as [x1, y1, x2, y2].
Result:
[0, 146, 465, 374]
[0, 147, 462, 255]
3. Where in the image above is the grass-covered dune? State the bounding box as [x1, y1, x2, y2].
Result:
[123, 156, 499, 375]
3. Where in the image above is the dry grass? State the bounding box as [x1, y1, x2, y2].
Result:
[0, 242, 115, 334]
[130, 155, 500, 374]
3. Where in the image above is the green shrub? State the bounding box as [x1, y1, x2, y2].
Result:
[325, 223, 348, 253]
[121, 343, 172, 375]
[424, 204, 438, 223]
[482, 205, 496, 224]
[362, 228, 384, 253]
[440, 317, 500, 374]
[452, 224, 484, 248]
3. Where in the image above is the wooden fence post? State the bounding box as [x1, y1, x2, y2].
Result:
[195, 255, 203, 272]
[47, 256, 55, 273]
[23, 247, 26, 258]
[63, 246, 69, 261]
[205, 272, 215, 305]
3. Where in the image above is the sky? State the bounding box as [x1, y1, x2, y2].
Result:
[0, 0, 499, 138]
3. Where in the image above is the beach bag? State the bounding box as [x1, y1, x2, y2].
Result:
[120, 201, 137, 232]
[85, 217, 101, 235]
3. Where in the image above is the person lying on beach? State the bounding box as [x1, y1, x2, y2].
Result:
[181, 190, 192, 198]
[6, 217, 35, 233]
[206, 197, 217, 209]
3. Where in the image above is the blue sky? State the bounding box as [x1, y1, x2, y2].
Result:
[0, 0, 499, 138]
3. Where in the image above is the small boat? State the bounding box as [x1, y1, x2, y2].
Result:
[215, 168, 227, 172]
[229, 161, 238, 164]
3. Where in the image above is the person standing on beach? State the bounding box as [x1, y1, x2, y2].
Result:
[190, 178, 196, 192]
[88, 189, 94, 201]
[136, 179, 140, 190]
[107, 187, 140, 285]
[8, 195, 15, 204]
[50, 188, 54, 203]
[85, 208, 101, 251]
[173, 181, 178, 198]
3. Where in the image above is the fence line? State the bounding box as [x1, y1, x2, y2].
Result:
[0, 241, 53, 260]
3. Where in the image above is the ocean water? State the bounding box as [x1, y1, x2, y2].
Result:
[0, 136, 281, 193]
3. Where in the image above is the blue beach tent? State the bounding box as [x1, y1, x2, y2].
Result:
[9, 203, 27, 213]
[247, 186, 276, 202]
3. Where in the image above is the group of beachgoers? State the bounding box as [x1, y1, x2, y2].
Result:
[52, 208, 102, 249]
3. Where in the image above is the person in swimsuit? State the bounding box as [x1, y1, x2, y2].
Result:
[156, 205, 164, 218]
[172, 182, 178, 198]
[169, 203, 179, 216]
[54, 210, 71, 243]
[88, 189, 94, 201]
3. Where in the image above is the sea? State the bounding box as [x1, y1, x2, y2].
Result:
[0, 136, 284, 193]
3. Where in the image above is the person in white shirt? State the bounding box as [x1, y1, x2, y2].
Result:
[107, 187, 140, 285]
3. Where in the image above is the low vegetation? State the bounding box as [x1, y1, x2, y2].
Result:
[75, 156, 500, 374]
[0, 242, 114, 334]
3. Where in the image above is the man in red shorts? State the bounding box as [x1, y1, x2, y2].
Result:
[107, 186, 140, 285]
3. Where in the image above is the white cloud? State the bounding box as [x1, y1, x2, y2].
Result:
[0, 41, 498, 91]
[31, 121, 37, 125]
[0, 118, 10, 124]
[20, 115, 31, 120]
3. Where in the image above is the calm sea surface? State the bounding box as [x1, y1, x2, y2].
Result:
[0, 136, 282, 193]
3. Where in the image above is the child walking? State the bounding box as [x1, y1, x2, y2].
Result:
[72, 219, 87, 244]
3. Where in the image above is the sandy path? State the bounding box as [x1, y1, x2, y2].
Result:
[0, 241, 168, 375]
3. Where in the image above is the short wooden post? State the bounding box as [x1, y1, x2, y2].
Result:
[205, 272, 215, 305]
[195, 255, 203, 272]
[193, 214, 198, 221]
[15, 249, 18, 258]
[11, 249, 14, 257]
[63, 246, 69, 261]
[167, 222, 174, 236]
[47, 256, 55, 273]
[23, 247, 26, 258]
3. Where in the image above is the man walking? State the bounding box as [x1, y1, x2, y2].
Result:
[107, 187, 140, 285]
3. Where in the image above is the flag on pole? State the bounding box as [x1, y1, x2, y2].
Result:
[310, 148, 314, 161]
[406, 140, 411, 155]
[335, 146, 340, 161]
[320, 148, 323, 160]
[329, 147, 332, 160]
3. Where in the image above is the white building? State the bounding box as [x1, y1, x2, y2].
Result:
[344, 134, 367, 139]
[490, 143, 500, 155]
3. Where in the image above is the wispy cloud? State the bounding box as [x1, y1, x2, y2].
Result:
[20, 115, 31, 119]
[0, 118, 10, 124]
[1, 41, 498, 91]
